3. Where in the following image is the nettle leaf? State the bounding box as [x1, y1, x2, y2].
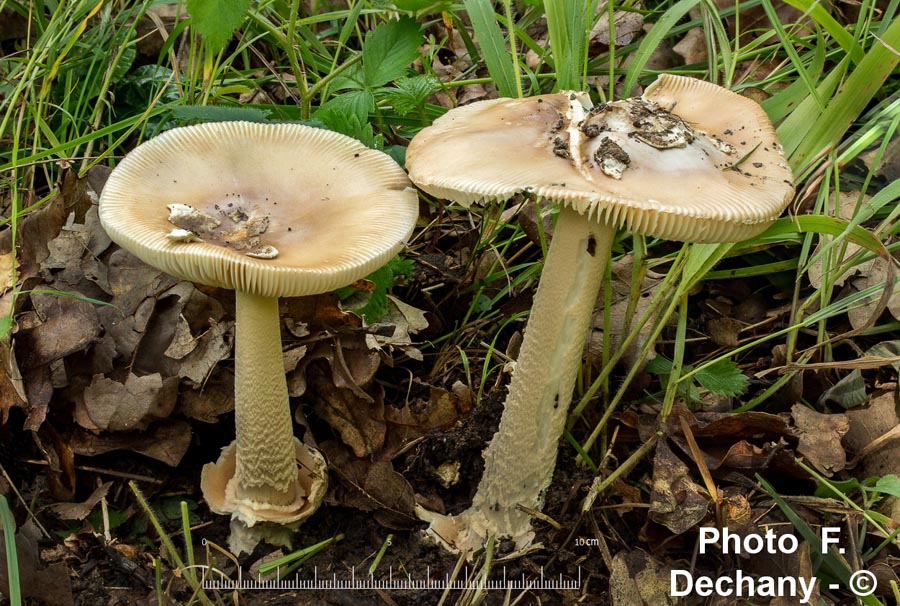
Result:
[694, 359, 749, 397]
[187, 0, 251, 53]
[314, 90, 377, 147]
[363, 17, 423, 88]
[647, 356, 749, 398]
[381, 75, 438, 115]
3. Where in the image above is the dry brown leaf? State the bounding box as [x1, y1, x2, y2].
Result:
[180, 371, 234, 423]
[321, 441, 418, 530]
[16, 292, 100, 369]
[282, 345, 308, 373]
[0, 339, 28, 423]
[590, 11, 644, 47]
[383, 381, 474, 457]
[805, 191, 900, 329]
[0, 251, 16, 293]
[22, 365, 53, 430]
[844, 386, 900, 481]
[0, 6, 28, 41]
[791, 404, 849, 476]
[15, 291, 100, 369]
[609, 550, 681, 606]
[0, 171, 82, 280]
[164, 315, 197, 359]
[45, 482, 111, 521]
[176, 319, 234, 385]
[648, 439, 710, 534]
[673, 27, 707, 65]
[69, 419, 192, 466]
[310, 368, 385, 457]
[367, 295, 429, 358]
[82, 372, 179, 431]
[288, 334, 379, 400]
[707, 316, 742, 348]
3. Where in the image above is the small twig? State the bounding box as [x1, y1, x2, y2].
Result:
[0, 463, 50, 539]
[17, 459, 164, 484]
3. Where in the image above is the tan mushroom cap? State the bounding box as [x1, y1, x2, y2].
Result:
[100, 121, 419, 298]
[406, 74, 794, 243]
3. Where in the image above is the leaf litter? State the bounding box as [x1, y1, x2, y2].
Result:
[4, 5, 900, 601]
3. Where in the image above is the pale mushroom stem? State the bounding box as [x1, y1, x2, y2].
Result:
[233, 290, 298, 506]
[442, 205, 614, 550]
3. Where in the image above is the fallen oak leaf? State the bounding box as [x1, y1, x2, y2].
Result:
[320, 441, 418, 530]
[83, 372, 179, 431]
[0, 337, 28, 423]
[14, 291, 101, 370]
[69, 418, 192, 467]
[309, 368, 385, 457]
[647, 439, 710, 535]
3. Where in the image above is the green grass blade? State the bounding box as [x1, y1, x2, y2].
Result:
[544, 0, 597, 90]
[760, 37, 826, 123]
[782, 0, 864, 63]
[791, 16, 900, 169]
[761, 0, 825, 111]
[773, 58, 845, 159]
[622, 0, 700, 96]
[463, 0, 519, 98]
[0, 495, 21, 606]
[757, 475, 883, 606]
[751, 215, 888, 257]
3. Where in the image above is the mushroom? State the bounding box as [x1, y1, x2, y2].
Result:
[99, 121, 419, 551]
[406, 74, 795, 553]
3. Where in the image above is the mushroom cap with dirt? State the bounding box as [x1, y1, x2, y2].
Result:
[406, 74, 795, 554]
[99, 121, 419, 551]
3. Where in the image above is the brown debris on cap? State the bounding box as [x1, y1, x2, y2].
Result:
[406, 74, 794, 244]
[100, 122, 419, 298]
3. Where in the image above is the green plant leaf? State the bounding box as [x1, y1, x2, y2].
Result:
[336, 256, 414, 322]
[694, 359, 749, 397]
[758, 475, 883, 606]
[186, 0, 251, 53]
[362, 17, 423, 88]
[463, 0, 519, 97]
[0, 315, 12, 339]
[171, 105, 271, 124]
[815, 477, 861, 498]
[870, 474, 900, 499]
[390, 0, 452, 14]
[381, 75, 438, 116]
[781, 0, 864, 63]
[314, 90, 377, 146]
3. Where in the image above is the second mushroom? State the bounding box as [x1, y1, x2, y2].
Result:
[406, 74, 795, 553]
